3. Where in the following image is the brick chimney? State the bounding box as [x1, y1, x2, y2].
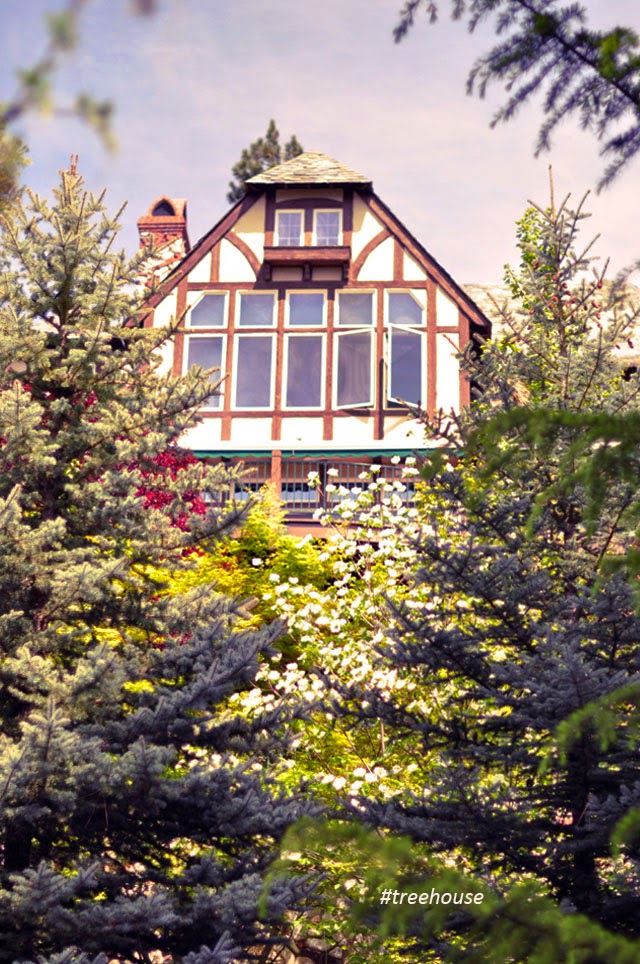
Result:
[137, 197, 190, 252]
[137, 197, 190, 284]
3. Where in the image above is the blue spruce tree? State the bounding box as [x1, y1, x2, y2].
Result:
[0, 169, 316, 964]
[340, 198, 640, 961]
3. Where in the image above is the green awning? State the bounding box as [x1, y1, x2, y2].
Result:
[193, 449, 433, 459]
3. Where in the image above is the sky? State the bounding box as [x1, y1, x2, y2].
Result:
[2, 0, 640, 284]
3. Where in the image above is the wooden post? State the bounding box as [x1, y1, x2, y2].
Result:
[271, 449, 282, 502]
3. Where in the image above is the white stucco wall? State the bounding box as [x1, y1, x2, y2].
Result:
[358, 236, 394, 281]
[230, 418, 272, 444]
[436, 287, 459, 326]
[403, 251, 427, 281]
[279, 417, 325, 445]
[218, 239, 256, 282]
[435, 332, 460, 412]
[188, 252, 212, 283]
[332, 415, 374, 444]
[234, 196, 266, 262]
[383, 416, 424, 446]
[181, 419, 222, 448]
[351, 196, 384, 259]
[153, 289, 177, 328]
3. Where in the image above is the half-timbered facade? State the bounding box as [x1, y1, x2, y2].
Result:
[139, 152, 490, 523]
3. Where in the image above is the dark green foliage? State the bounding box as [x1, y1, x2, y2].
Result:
[335, 199, 640, 960]
[0, 172, 316, 963]
[226, 120, 304, 204]
[394, 0, 640, 188]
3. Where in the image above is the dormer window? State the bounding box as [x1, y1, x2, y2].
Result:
[276, 210, 303, 246]
[314, 210, 341, 246]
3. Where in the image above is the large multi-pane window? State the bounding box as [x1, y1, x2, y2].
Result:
[185, 335, 225, 409]
[188, 292, 227, 328]
[336, 291, 374, 327]
[386, 291, 426, 406]
[335, 329, 373, 408]
[334, 291, 375, 409]
[276, 211, 303, 247]
[285, 334, 324, 408]
[286, 292, 325, 326]
[232, 293, 277, 409]
[182, 284, 428, 415]
[233, 335, 274, 408]
[237, 291, 276, 327]
[185, 294, 227, 408]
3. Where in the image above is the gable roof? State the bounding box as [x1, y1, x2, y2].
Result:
[246, 150, 372, 188]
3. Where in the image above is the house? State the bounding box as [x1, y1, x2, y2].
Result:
[138, 151, 490, 527]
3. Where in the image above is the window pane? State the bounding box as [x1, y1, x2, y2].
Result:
[286, 335, 323, 408]
[316, 211, 340, 245]
[186, 336, 223, 408]
[388, 292, 423, 326]
[288, 293, 324, 326]
[336, 331, 372, 408]
[238, 293, 275, 327]
[390, 328, 422, 404]
[337, 292, 373, 327]
[235, 336, 273, 408]
[189, 293, 226, 328]
[277, 211, 302, 246]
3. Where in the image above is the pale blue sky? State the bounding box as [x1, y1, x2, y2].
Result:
[2, 0, 640, 282]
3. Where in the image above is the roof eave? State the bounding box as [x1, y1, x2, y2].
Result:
[246, 180, 373, 191]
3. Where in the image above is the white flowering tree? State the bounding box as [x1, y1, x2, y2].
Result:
[224, 458, 447, 962]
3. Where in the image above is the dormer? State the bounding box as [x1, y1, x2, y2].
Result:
[246, 152, 372, 282]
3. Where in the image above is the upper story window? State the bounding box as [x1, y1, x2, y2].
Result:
[334, 290, 375, 409]
[388, 291, 424, 327]
[185, 334, 225, 409]
[336, 291, 374, 326]
[314, 210, 341, 246]
[386, 291, 426, 406]
[233, 335, 274, 409]
[284, 334, 324, 409]
[237, 291, 277, 327]
[188, 292, 227, 328]
[286, 292, 325, 326]
[276, 210, 303, 247]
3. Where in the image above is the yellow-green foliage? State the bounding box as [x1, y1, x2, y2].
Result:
[157, 485, 331, 632]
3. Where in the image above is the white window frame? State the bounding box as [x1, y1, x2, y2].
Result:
[285, 290, 327, 327]
[183, 333, 226, 410]
[333, 328, 374, 409]
[386, 325, 427, 407]
[384, 289, 427, 406]
[186, 291, 228, 328]
[232, 333, 276, 410]
[336, 289, 376, 327]
[313, 208, 342, 246]
[236, 290, 277, 328]
[385, 289, 426, 328]
[276, 209, 304, 247]
[283, 333, 326, 410]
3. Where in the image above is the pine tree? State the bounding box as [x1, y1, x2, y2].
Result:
[0, 170, 316, 964]
[394, 0, 640, 188]
[336, 198, 640, 960]
[226, 120, 303, 204]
